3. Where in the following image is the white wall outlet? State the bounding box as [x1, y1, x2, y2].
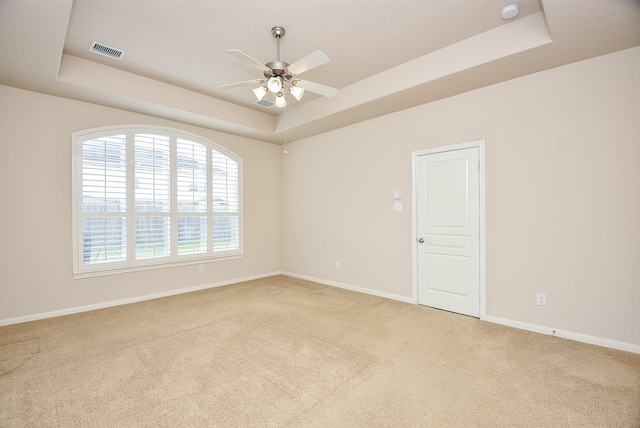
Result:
[319, 259, 324, 267]
[537, 293, 546, 306]
[394, 202, 403, 211]
[199, 264, 205, 272]
[335, 262, 341, 270]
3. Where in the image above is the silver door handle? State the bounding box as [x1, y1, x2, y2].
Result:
[417, 238, 424, 243]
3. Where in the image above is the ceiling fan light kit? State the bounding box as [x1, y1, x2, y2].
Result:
[219, 26, 337, 108]
[267, 76, 283, 93]
[274, 92, 287, 108]
[252, 86, 268, 101]
[289, 85, 304, 101]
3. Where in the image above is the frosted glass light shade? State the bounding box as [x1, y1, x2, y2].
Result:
[289, 85, 304, 101]
[252, 86, 267, 101]
[274, 92, 287, 108]
[267, 76, 283, 93]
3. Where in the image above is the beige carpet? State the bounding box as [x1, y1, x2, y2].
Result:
[1, 275, 639, 427]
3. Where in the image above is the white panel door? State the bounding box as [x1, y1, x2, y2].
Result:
[416, 147, 480, 317]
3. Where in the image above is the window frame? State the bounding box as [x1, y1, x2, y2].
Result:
[72, 125, 243, 278]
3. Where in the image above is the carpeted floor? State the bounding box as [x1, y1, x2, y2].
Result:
[1, 275, 639, 427]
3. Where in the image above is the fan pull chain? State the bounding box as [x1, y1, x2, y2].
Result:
[283, 106, 288, 154]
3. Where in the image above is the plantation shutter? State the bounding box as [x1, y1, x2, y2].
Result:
[212, 150, 239, 251]
[134, 134, 171, 259]
[81, 135, 127, 265]
[74, 126, 242, 277]
[176, 138, 208, 255]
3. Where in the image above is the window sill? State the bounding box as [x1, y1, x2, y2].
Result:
[73, 253, 244, 279]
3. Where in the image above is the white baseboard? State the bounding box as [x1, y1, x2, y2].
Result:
[284, 273, 640, 355]
[0, 271, 283, 327]
[282, 272, 416, 304]
[486, 316, 640, 355]
[4, 272, 637, 355]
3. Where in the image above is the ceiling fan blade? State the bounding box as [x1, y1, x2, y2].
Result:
[295, 79, 338, 98]
[225, 49, 272, 75]
[218, 79, 265, 89]
[286, 50, 329, 76]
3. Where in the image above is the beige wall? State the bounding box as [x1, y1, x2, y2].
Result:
[0, 86, 282, 320]
[1, 47, 638, 348]
[282, 47, 640, 346]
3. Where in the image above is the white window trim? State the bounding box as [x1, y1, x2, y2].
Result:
[72, 125, 243, 279]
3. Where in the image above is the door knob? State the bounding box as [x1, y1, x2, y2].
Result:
[418, 238, 425, 243]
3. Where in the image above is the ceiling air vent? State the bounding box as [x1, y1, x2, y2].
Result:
[89, 41, 125, 61]
[255, 99, 273, 108]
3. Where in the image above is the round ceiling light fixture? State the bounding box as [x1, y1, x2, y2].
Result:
[501, 3, 520, 20]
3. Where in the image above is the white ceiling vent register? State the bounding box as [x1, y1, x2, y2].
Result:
[89, 41, 125, 61]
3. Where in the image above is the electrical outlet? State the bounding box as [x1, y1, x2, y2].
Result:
[537, 293, 546, 306]
[319, 259, 324, 267]
[335, 262, 341, 270]
[199, 264, 205, 272]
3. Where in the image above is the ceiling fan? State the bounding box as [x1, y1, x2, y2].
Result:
[218, 26, 337, 108]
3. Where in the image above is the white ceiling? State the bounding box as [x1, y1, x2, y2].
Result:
[1, 0, 639, 143]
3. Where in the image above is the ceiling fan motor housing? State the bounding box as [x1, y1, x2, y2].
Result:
[264, 61, 290, 78]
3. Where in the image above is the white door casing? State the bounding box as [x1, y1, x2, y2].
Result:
[413, 141, 485, 318]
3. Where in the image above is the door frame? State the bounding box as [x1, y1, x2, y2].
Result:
[412, 140, 486, 320]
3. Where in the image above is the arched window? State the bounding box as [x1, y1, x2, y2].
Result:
[72, 126, 242, 278]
